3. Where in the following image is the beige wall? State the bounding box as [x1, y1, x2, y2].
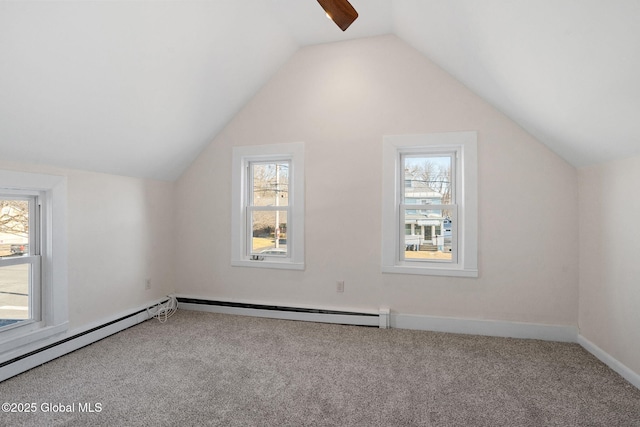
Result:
[3, 34, 637, 380]
[175, 35, 579, 326]
[579, 155, 640, 374]
[0, 161, 175, 329]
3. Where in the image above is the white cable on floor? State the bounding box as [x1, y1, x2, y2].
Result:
[147, 295, 178, 323]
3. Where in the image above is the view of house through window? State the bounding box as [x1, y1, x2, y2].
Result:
[0, 197, 35, 329]
[249, 161, 289, 257]
[401, 154, 455, 262]
[383, 132, 477, 277]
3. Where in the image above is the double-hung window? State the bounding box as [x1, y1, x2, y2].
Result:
[0, 193, 40, 331]
[382, 132, 478, 277]
[0, 169, 68, 358]
[231, 143, 305, 270]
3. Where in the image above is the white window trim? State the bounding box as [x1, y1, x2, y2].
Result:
[231, 143, 305, 270]
[382, 132, 478, 277]
[0, 169, 69, 357]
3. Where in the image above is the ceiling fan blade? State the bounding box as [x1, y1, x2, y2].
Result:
[317, 0, 359, 31]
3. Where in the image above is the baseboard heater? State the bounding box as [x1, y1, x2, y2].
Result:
[0, 298, 169, 382]
[176, 297, 384, 327]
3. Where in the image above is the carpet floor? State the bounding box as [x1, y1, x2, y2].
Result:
[1, 309, 639, 426]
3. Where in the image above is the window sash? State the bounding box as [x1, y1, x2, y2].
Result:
[0, 256, 41, 331]
[245, 159, 292, 259]
[399, 204, 458, 264]
[245, 206, 291, 258]
[247, 160, 290, 208]
[400, 151, 456, 205]
[398, 151, 458, 265]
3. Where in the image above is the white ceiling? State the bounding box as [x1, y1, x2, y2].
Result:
[1, 1, 638, 180]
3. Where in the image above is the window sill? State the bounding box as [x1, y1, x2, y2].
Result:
[231, 260, 305, 271]
[382, 264, 478, 278]
[0, 322, 68, 359]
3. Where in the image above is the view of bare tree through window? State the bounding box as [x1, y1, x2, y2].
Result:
[0, 198, 31, 326]
[250, 162, 289, 256]
[1, 200, 29, 239]
[402, 155, 454, 261]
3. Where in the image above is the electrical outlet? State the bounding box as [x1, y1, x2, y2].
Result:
[336, 280, 344, 293]
[145, 279, 151, 290]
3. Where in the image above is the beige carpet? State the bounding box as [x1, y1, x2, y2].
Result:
[1, 309, 639, 426]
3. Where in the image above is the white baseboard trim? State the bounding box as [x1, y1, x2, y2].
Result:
[178, 299, 639, 390]
[4, 296, 637, 392]
[578, 334, 640, 390]
[0, 297, 168, 383]
[392, 313, 578, 342]
[176, 297, 380, 327]
[176, 296, 577, 341]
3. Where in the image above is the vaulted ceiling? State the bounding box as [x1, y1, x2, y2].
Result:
[1, 1, 638, 180]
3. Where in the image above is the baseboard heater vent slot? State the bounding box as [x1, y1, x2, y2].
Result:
[176, 297, 380, 327]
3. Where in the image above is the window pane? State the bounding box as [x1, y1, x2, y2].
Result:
[403, 155, 453, 204]
[0, 264, 30, 327]
[251, 162, 289, 207]
[0, 198, 30, 258]
[250, 210, 288, 256]
[403, 208, 453, 262]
